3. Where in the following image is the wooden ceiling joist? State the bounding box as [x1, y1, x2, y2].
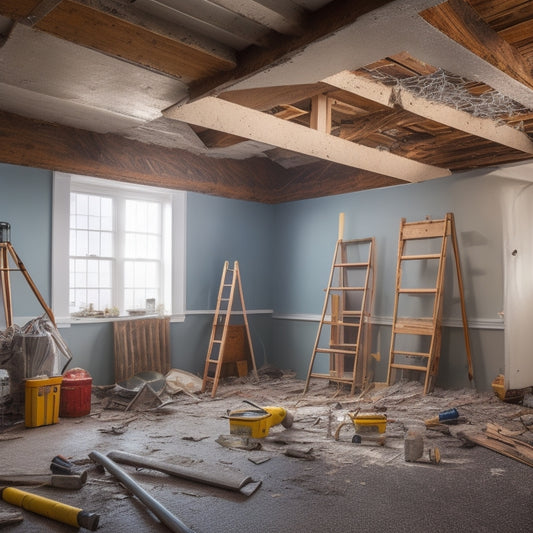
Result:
[310, 95, 331, 133]
[163, 96, 451, 182]
[189, 0, 394, 99]
[25, 0, 236, 82]
[420, 0, 533, 91]
[323, 71, 533, 155]
[208, 0, 306, 36]
[24, 0, 62, 26]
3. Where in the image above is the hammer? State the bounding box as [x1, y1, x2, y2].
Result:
[0, 472, 87, 490]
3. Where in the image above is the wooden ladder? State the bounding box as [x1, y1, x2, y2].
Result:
[0, 241, 56, 327]
[304, 215, 375, 395]
[201, 260, 258, 397]
[386, 213, 473, 394]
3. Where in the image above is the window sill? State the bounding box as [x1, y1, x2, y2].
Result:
[55, 313, 185, 327]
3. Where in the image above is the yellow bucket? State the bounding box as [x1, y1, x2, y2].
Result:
[351, 412, 387, 434]
[228, 405, 288, 438]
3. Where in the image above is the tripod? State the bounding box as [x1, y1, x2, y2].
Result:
[0, 240, 55, 328]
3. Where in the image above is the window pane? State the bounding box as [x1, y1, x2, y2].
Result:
[75, 230, 88, 256]
[88, 231, 100, 255]
[75, 214, 87, 230]
[146, 235, 160, 259]
[101, 232, 113, 256]
[76, 194, 89, 216]
[68, 184, 170, 317]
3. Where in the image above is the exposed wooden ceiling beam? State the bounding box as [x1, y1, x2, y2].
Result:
[189, 0, 394, 99]
[323, 71, 533, 155]
[0, 0, 42, 19]
[17, 0, 236, 82]
[163, 96, 450, 182]
[275, 105, 308, 121]
[24, 0, 62, 26]
[0, 109, 283, 202]
[219, 83, 328, 111]
[420, 0, 533, 91]
[310, 95, 331, 134]
[207, 0, 306, 36]
[339, 109, 420, 143]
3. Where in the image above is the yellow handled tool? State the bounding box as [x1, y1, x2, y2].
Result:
[0, 487, 99, 530]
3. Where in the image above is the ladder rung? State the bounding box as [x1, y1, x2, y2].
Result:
[392, 350, 430, 358]
[342, 310, 362, 316]
[398, 288, 437, 294]
[390, 363, 429, 372]
[309, 373, 354, 384]
[393, 318, 435, 335]
[330, 342, 357, 349]
[330, 286, 364, 291]
[316, 347, 355, 355]
[323, 321, 360, 327]
[400, 254, 441, 260]
[334, 262, 369, 268]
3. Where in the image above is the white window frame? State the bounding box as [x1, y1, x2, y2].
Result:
[52, 172, 186, 324]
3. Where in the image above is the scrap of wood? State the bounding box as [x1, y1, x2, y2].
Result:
[0, 434, 23, 442]
[461, 426, 533, 467]
[485, 423, 533, 456]
[0, 510, 23, 526]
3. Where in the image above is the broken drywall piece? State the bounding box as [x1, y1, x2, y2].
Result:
[284, 446, 315, 460]
[216, 435, 262, 451]
[165, 368, 203, 395]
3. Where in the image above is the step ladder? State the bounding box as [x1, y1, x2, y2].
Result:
[201, 260, 258, 397]
[304, 215, 375, 395]
[386, 213, 473, 394]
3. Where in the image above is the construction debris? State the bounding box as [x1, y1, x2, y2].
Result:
[459, 423, 533, 467]
[106, 450, 262, 497]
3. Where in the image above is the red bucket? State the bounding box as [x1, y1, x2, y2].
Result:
[59, 368, 92, 417]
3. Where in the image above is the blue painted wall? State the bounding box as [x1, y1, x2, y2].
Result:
[270, 172, 508, 390]
[0, 164, 52, 320]
[0, 162, 513, 389]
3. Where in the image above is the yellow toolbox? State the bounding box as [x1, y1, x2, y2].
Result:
[25, 376, 63, 428]
[352, 412, 387, 433]
[228, 403, 290, 439]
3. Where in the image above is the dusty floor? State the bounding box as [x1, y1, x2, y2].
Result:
[1, 371, 532, 532]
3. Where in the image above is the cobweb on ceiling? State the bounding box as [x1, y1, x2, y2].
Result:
[362, 68, 530, 122]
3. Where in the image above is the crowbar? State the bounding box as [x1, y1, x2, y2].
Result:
[107, 450, 261, 496]
[89, 451, 195, 533]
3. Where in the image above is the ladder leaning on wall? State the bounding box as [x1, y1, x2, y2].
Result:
[304, 214, 376, 395]
[201, 260, 258, 397]
[386, 213, 473, 394]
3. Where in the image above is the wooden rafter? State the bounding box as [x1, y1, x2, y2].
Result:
[23, 0, 62, 26]
[22, 0, 236, 82]
[163, 96, 451, 182]
[189, 0, 394, 99]
[0, 110, 283, 202]
[208, 0, 306, 35]
[219, 83, 328, 111]
[310, 95, 331, 133]
[323, 71, 533, 154]
[420, 0, 533, 91]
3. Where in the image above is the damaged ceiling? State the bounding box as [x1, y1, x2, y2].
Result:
[1, 0, 533, 202]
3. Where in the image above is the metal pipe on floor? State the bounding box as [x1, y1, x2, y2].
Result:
[89, 451, 195, 533]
